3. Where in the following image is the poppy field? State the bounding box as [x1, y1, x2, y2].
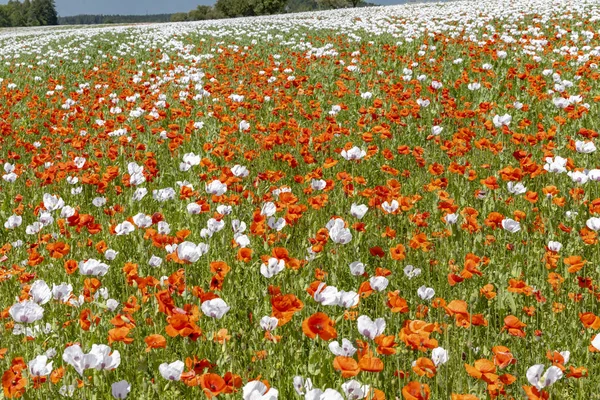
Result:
[2, 0, 600, 398]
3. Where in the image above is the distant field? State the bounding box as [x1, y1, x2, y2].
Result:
[1, 1, 600, 398]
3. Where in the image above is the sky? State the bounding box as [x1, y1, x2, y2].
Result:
[1, 0, 213, 16]
[0, 0, 400, 17]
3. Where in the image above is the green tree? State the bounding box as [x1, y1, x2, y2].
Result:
[0, 5, 11, 27]
[40, 0, 58, 25]
[188, 5, 220, 20]
[215, 0, 253, 18]
[170, 12, 189, 22]
[316, 0, 349, 9]
[249, 0, 287, 15]
[286, 0, 319, 12]
[29, 0, 45, 25]
[7, 0, 25, 26]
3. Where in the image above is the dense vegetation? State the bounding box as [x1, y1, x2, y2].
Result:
[57, 14, 173, 25]
[55, 0, 375, 26]
[0, 0, 57, 27]
[0, 0, 375, 28]
[172, 0, 373, 21]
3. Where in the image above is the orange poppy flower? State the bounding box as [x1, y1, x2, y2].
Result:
[302, 312, 337, 340]
[390, 244, 406, 260]
[485, 212, 504, 229]
[199, 373, 226, 398]
[502, 315, 526, 337]
[64, 259, 78, 275]
[165, 314, 202, 341]
[213, 329, 231, 344]
[50, 366, 64, 384]
[492, 346, 516, 368]
[399, 320, 439, 352]
[210, 261, 231, 277]
[409, 233, 432, 251]
[237, 248, 253, 262]
[465, 359, 498, 384]
[522, 385, 549, 400]
[79, 309, 100, 331]
[46, 242, 70, 258]
[451, 395, 479, 400]
[144, 334, 167, 352]
[564, 255, 586, 273]
[374, 334, 397, 355]
[108, 326, 134, 345]
[271, 293, 304, 326]
[412, 357, 437, 378]
[386, 291, 409, 313]
[480, 284, 497, 299]
[507, 279, 533, 296]
[222, 372, 242, 394]
[566, 366, 588, 378]
[402, 381, 430, 400]
[445, 300, 483, 327]
[333, 356, 360, 378]
[357, 348, 384, 373]
[547, 272, 564, 290]
[2, 369, 26, 399]
[580, 312, 600, 329]
[448, 273, 465, 286]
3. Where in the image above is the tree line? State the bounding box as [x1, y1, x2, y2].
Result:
[0, 0, 373, 28]
[58, 14, 173, 25]
[171, 0, 374, 21]
[0, 0, 58, 27]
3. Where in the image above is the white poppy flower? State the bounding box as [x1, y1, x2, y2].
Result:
[350, 203, 368, 219]
[259, 316, 279, 331]
[260, 258, 285, 278]
[431, 347, 449, 366]
[501, 218, 521, 233]
[29, 280, 52, 305]
[526, 364, 563, 390]
[341, 147, 366, 161]
[417, 286, 435, 301]
[242, 381, 278, 400]
[9, 301, 44, 323]
[111, 380, 131, 399]
[201, 298, 230, 319]
[80, 259, 110, 276]
[158, 360, 184, 381]
[28, 355, 53, 377]
[357, 315, 386, 340]
[328, 339, 356, 357]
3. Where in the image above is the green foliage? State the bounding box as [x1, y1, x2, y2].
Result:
[188, 5, 222, 20]
[248, 0, 288, 15]
[315, 0, 350, 9]
[0, 0, 57, 27]
[181, 0, 375, 22]
[39, 0, 58, 25]
[170, 12, 189, 22]
[0, 6, 10, 27]
[285, 0, 320, 12]
[215, 0, 254, 18]
[0, 0, 377, 28]
[59, 14, 174, 25]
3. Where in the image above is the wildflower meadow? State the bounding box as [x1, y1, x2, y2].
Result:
[1, 0, 600, 398]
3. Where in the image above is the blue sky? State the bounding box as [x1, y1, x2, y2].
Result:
[2, 0, 213, 15]
[0, 0, 399, 16]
